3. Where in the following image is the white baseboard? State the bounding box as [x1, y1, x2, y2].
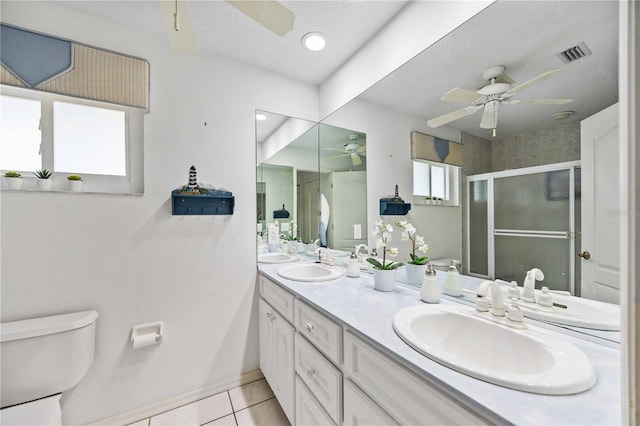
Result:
[88, 369, 264, 426]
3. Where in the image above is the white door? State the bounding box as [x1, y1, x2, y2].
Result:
[328, 171, 367, 250]
[580, 103, 620, 303]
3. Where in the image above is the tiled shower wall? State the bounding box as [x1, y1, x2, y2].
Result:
[460, 121, 581, 273]
[491, 121, 581, 170]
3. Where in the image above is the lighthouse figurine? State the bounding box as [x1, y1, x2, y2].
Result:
[188, 165, 197, 190]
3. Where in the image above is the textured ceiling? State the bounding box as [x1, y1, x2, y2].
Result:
[359, 0, 619, 141]
[55, 0, 408, 85]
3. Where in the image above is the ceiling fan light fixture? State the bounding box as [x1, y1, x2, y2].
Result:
[302, 32, 327, 51]
[552, 111, 575, 121]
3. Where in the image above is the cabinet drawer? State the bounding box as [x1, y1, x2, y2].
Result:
[295, 334, 342, 424]
[343, 331, 490, 425]
[343, 379, 398, 426]
[260, 275, 295, 323]
[295, 376, 336, 426]
[294, 299, 342, 364]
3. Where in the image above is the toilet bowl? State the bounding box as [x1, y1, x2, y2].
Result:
[0, 310, 99, 425]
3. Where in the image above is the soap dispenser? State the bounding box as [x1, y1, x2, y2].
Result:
[443, 265, 463, 297]
[347, 251, 360, 278]
[420, 264, 441, 303]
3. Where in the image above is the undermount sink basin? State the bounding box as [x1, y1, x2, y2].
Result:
[507, 292, 620, 331]
[393, 304, 596, 395]
[258, 252, 299, 264]
[278, 263, 343, 282]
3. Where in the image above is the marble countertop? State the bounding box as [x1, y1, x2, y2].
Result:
[259, 260, 621, 426]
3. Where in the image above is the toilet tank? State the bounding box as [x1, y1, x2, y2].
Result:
[0, 310, 99, 408]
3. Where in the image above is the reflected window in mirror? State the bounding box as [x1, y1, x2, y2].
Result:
[412, 160, 460, 206]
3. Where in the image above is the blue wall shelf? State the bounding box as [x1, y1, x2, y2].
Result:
[379, 199, 411, 216]
[171, 189, 235, 215]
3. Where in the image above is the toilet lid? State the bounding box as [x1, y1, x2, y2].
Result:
[0, 394, 61, 426]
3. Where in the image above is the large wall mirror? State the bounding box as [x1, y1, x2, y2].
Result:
[256, 111, 367, 252]
[318, 0, 619, 342]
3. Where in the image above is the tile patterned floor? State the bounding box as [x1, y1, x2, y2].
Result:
[126, 379, 289, 426]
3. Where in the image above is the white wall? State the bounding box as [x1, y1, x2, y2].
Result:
[0, 2, 318, 424]
[319, 0, 494, 118]
[323, 99, 462, 263]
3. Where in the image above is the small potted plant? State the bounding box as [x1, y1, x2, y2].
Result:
[33, 169, 53, 190]
[396, 220, 430, 285]
[67, 174, 83, 192]
[4, 171, 23, 190]
[367, 220, 403, 291]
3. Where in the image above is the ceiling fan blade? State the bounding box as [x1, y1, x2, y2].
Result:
[503, 68, 564, 98]
[441, 88, 482, 104]
[507, 98, 573, 105]
[351, 153, 362, 166]
[480, 101, 500, 130]
[159, 0, 199, 53]
[324, 147, 347, 153]
[427, 106, 478, 128]
[225, 0, 295, 37]
[326, 154, 348, 161]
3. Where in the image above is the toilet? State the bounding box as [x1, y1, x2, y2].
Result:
[0, 310, 99, 425]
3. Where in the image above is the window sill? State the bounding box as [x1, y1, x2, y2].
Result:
[0, 188, 144, 197]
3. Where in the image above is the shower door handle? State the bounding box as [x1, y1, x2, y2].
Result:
[578, 251, 591, 260]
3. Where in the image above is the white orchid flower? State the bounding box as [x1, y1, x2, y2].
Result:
[405, 224, 416, 234]
[397, 220, 408, 227]
[419, 244, 430, 253]
[389, 247, 398, 257]
[415, 235, 425, 246]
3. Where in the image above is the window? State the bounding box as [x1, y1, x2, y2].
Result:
[0, 86, 143, 193]
[412, 160, 460, 206]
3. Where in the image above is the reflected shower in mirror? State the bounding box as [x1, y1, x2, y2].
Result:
[315, 1, 619, 342]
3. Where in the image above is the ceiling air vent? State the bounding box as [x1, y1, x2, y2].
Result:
[556, 42, 592, 64]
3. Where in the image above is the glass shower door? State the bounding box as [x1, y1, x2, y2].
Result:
[493, 170, 573, 292]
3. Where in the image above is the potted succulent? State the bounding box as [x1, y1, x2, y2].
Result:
[67, 174, 83, 192]
[33, 169, 53, 190]
[4, 171, 23, 190]
[367, 220, 403, 291]
[396, 220, 430, 285]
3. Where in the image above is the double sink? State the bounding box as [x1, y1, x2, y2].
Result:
[261, 259, 598, 395]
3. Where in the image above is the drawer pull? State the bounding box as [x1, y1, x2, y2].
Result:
[306, 368, 316, 378]
[305, 323, 314, 332]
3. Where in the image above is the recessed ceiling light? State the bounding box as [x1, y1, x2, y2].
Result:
[256, 113, 267, 121]
[302, 32, 327, 51]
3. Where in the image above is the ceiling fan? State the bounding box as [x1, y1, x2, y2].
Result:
[427, 65, 573, 137]
[327, 134, 366, 166]
[159, 0, 295, 52]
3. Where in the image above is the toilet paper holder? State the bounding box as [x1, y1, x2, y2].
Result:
[130, 321, 164, 348]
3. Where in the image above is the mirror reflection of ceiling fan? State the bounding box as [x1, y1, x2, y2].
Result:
[427, 65, 573, 137]
[159, 0, 295, 52]
[327, 134, 366, 166]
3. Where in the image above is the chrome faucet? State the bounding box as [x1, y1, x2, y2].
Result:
[317, 247, 334, 266]
[476, 280, 505, 317]
[355, 244, 369, 261]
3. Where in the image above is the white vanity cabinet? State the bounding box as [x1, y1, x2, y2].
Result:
[259, 279, 295, 423]
[343, 331, 491, 425]
[259, 273, 491, 425]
